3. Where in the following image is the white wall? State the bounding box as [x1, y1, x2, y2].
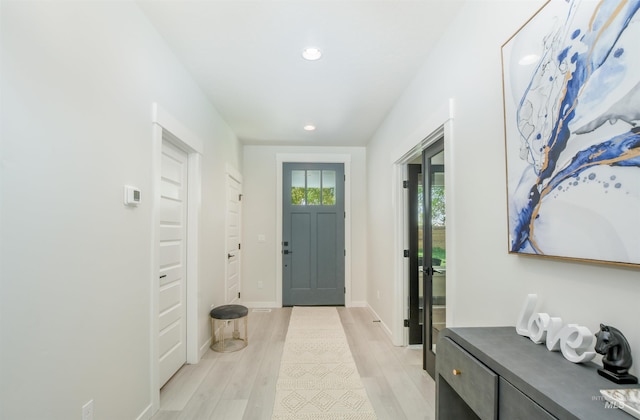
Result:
[241, 146, 367, 307]
[0, 2, 241, 419]
[367, 0, 640, 376]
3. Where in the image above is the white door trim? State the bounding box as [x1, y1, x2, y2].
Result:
[150, 103, 203, 413]
[390, 99, 455, 347]
[226, 163, 242, 184]
[276, 154, 352, 308]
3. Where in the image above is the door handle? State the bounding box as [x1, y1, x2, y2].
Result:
[228, 253, 235, 259]
[159, 274, 167, 279]
[283, 250, 292, 255]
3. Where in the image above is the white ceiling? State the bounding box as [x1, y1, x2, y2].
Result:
[137, 1, 464, 147]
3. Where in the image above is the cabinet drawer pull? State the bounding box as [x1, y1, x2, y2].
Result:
[453, 369, 462, 376]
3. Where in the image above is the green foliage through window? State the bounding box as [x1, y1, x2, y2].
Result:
[291, 187, 305, 205]
[431, 186, 445, 226]
[322, 188, 335, 205]
[307, 188, 321, 205]
[290, 170, 336, 206]
[432, 247, 446, 266]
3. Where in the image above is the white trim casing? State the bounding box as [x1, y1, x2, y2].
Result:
[275, 153, 352, 308]
[150, 103, 203, 414]
[366, 303, 393, 339]
[186, 153, 202, 363]
[152, 104, 204, 154]
[225, 163, 243, 183]
[149, 124, 162, 414]
[238, 301, 281, 309]
[390, 99, 455, 347]
[136, 404, 152, 420]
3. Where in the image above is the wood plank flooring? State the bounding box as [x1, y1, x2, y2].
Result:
[152, 307, 436, 420]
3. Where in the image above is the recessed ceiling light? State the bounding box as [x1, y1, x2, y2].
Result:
[302, 47, 322, 61]
[303, 124, 316, 131]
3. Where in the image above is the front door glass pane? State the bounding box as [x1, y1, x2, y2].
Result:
[306, 170, 321, 205]
[291, 170, 306, 205]
[322, 170, 336, 205]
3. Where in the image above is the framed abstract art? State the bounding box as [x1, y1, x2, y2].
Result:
[501, 0, 640, 266]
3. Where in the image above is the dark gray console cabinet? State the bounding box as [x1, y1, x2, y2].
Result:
[436, 327, 635, 419]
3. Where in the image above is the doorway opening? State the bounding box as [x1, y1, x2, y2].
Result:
[403, 139, 446, 376]
[394, 122, 450, 379]
[275, 153, 352, 308]
[150, 103, 203, 413]
[282, 162, 345, 306]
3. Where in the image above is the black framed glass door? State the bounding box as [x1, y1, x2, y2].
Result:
[423, 139, 445, 378]
[407, 164, 423, 345]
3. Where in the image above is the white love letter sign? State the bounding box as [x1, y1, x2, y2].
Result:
[515, 294, 596, 363]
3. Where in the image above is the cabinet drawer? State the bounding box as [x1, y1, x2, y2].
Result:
[499, 378, 556, 419]
[438, 337, 498, 420]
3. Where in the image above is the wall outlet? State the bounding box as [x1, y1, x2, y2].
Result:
[257, 280, 263, 289]
[82, 399, 94, 420]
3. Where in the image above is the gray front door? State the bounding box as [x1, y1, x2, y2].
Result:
[283, 163, 345, 306]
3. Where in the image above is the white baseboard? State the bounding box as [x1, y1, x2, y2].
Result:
[240, 301, 281, 309]
[366, 303, 394, 342]
[136, 404, 152, 420]
[239, 301, 368, 309]
[199, 337, 212, 359]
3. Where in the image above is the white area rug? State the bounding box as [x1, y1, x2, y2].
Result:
[271, 307, 377, 419]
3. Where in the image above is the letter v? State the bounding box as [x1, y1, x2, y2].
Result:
[545, 317, 564, 351]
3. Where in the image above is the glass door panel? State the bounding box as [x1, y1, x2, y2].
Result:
[418, 172, 424, 334]
[430, 157, 445, 354]
[407, 164, 424, 345]
[423, 139, 445, 378]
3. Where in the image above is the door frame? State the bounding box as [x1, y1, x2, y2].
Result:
[275, 154, 352, 307]
[390, 99, 455, 347]
[150, 103, 202, 413]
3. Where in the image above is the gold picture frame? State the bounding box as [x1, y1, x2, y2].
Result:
[501, 0, 640, 267]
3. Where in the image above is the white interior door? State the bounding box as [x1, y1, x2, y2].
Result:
[158, 140, 188, 387]
[225, 173, 242, 303]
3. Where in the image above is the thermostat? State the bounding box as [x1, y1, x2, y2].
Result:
[124, 185, 141, 206]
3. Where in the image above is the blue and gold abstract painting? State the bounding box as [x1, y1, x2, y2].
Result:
[502, 0, 640, 266]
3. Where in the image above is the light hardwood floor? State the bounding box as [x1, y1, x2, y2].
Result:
[151, 307, 436, 420]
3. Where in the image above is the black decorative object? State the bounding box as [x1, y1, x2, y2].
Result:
[595, 324, 638, 384]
